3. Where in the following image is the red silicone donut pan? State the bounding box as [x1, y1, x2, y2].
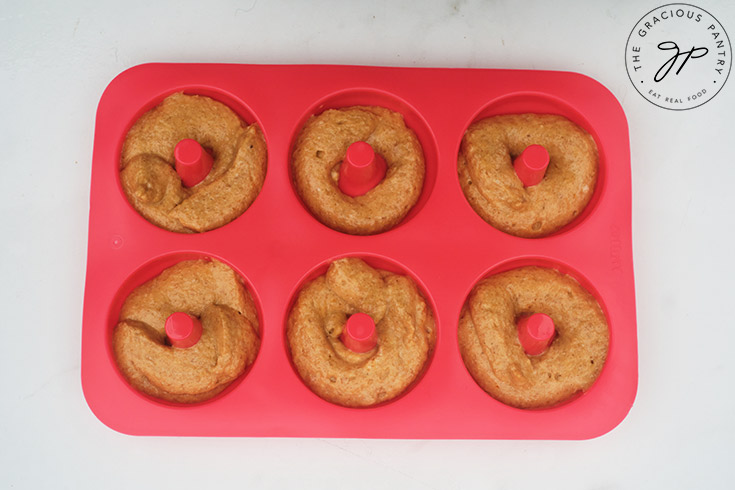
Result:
[82, 63, 637, 439]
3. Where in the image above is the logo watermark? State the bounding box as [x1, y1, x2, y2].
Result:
[625, 3, 731, 110]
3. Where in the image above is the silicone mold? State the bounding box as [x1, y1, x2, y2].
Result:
[82, 63, 637, 438]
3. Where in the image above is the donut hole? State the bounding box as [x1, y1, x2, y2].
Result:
[107, 251, 264, 407]
[457, 92, 607, 238]
[115, 86, 269, 234]
[288, 88, 439, 235]
[513, 312, 560, 355]
[459, 257, 611, 410]
[284, 253, 438, 408]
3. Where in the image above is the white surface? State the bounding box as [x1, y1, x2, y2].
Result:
[1, 0, 734, 488]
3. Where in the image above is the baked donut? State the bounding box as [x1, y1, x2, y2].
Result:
[292, 106, 425, 235]
[457, 266, 608, 409]
[120, 93, 267, 233]
[287, 258, 435, 407]
[113, 259, 260, 403]
[458, 114, 597, 238]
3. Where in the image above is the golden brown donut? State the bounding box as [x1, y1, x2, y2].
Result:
[120, 93, 267, 233]
[457, 266, 608, 409]
[287, 258, 435, 407]
[458, 114, 597, 238]
[113, 259, 260, 403]
[292, 106, 425, 235]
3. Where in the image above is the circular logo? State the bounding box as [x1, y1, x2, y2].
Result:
[625, 3, 731, 110]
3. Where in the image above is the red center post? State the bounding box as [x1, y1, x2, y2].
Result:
[338, 141, 388, 197]
[174, 139, 214, 187]
[513, 144, 550, 187]
[340, 312, 378, 353]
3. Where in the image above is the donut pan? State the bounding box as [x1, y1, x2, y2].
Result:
[82, 63, 637, 439]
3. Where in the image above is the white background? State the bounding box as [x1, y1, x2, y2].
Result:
[2, 0, 734, 488]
